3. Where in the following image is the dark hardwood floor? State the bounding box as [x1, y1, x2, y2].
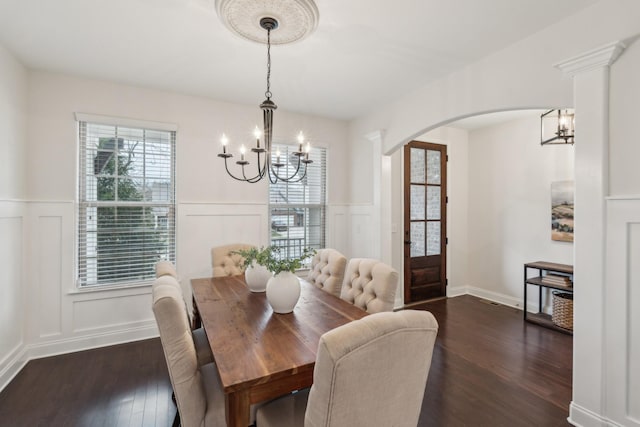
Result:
[417, 296, 572, 427]
[0, 338, 175, 427]
[0, 295, 572, 426]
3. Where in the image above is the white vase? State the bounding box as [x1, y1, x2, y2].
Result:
[266, 271, 301, 314]
[245, 261, 272, 292]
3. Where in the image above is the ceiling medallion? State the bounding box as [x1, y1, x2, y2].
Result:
[215, 0, 319, 45]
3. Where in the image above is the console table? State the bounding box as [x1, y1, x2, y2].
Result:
[523, 261, 573, 334]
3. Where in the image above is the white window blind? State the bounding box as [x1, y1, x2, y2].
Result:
[269, 145, 326, 260]
[77, 121, 176, 287]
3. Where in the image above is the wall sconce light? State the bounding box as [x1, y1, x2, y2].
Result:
[541, 109, 575, 145]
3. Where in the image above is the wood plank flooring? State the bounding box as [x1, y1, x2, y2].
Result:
[0, 295, 572, 426]
[417, 296, 572, 426]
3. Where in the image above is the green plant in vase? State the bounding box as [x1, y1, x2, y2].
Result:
[230, 246, 274, 293]
[263, 247, 316, 274]
[232, 246, 273, 269]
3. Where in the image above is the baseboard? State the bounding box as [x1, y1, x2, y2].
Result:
[0, 343, 28, 393]
[28, 321, 159, 360]
[446, 285, 467, 297]
[568, 401, 622, 427]
[464, 286, 523, 310]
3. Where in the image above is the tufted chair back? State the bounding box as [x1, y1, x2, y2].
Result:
[340, 258, 398, 313]
[211, 243, 255, 277]
[255, 310, 439, 427]
[307, 249, 347, 298]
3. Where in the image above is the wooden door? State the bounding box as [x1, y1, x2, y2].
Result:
[404, 141, 447, 303]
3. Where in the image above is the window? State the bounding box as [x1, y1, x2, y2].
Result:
[77, 118, 176, 287]
[269, 144, 326, 261]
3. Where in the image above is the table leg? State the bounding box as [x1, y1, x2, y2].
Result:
[192, 294, 202, 330]
[226, 389, 250, 427]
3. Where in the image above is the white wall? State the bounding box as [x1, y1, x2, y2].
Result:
[19, 71, 350, 365]
[0, 43, 28, 390]
[467, 116, 573, 308]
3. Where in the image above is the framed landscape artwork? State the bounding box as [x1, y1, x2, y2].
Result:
[551, 180, 574, 242]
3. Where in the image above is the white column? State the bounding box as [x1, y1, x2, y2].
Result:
[364, 130, 392, 265]
[554, 41, 625, 427]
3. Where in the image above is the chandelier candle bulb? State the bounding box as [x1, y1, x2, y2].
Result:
[240, 145, 246, 161]
[218, 134, 233, 158]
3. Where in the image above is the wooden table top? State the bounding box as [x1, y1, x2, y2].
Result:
[191, 275, 368, 394]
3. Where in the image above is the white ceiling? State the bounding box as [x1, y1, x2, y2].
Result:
[0, 0, 597, 121]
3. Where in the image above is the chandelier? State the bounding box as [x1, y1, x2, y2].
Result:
[217, 15, 314, 183]
[540, 109, 575, 145]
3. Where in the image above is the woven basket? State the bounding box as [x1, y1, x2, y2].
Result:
[552, 292, 573, 331]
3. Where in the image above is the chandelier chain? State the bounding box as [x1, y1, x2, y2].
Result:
[265, 28, 272, 99]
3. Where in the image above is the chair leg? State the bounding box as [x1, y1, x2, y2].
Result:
[172, 410, 180, 427]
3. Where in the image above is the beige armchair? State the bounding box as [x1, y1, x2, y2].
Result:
[152, 281, 226, 427]
[307, 248, 347, 298]
[211, 243, 256, 277]
[340, 258, 399, 313]
[154, 261, 213, 367]
[256, 310, 439, 427]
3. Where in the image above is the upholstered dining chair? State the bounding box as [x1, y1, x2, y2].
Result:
[211, 243, 256, 277]
[340, 258, 399, 313]
[255, 310, 439, 427]
[306, 248, 347, 298]
[154, 261, 213, 367]
[155, 259, 178, 279]
[152, 281, 226, 427]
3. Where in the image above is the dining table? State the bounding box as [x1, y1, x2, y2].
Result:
[191, 274, 368, 427]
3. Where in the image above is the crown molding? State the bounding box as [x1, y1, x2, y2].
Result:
[363, 130, 385, 145]
[554, 41, 626, 77]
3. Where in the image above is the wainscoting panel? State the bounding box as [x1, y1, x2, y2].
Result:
[0, 201, 26, 392]
[23, 201, 157, 361]
[37, 216, 62, 338]
[604, 197, 640, 427]
[177, 202, 269, 287]
[349, 205, 375, 259]
[327, 205, 349, 257]
[629, 223, 640, 424]
[72, 291, 154, 334]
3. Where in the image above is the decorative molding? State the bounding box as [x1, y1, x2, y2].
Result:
[363, 129, 385, 145]
[74, 112, 178, 131]
[465, 286, 522, 310]
[555, 41, 626, 77]
[606, 195, 640, 201]
[27, 322, 158, 361]
[569, 402, 624, 427]
[0, 344, 28, 394]
[446, 286, 467, 298]
[215, 0, 319, 45]
[445, 285, 531, 311]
